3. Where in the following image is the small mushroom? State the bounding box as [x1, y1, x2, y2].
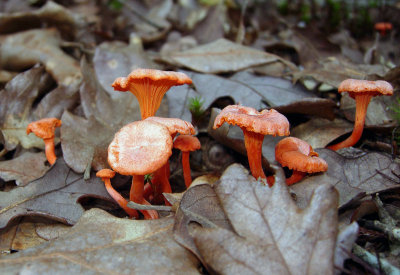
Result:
[26, 118, 62, 165]
[96, 169, 139, 218]
[112, 69, 192, 119]
[327, 79, 393, 151]
[108, 120, 173, 219]
[374, 22, 392, 36]
[173, 135, 201, 188]
[275, 137, 328, 185]
[213, 105, 289, 186]
[143, 116, 195, 203]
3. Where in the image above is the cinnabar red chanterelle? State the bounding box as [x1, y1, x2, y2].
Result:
[213, 105, 289, 186]
[108, 120, 173, 219]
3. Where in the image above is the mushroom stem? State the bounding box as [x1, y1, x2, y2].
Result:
[242, 128, 273, 186]
[181, 151, 192, 188]
[131, 175, 159, 219]
[285, 171, 307, 185]
[103, 178, 139, 218]
[43, 138, 57, 165]
[328, 94, 371, 151]
[152, 164, 172, 205]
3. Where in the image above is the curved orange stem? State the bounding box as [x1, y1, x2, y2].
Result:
[328, 95, 371, 151]
[285, 171, 307, 185]
[242, 128, 274, 186]
[151, 164, 172, 205]
[103, 178, 139, 218]
[43, 138, 56, 165]
[131, 175, 159, 219]
[181, 152, 192, 188]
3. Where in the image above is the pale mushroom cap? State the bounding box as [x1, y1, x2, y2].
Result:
[275, 137, 328, 173]
[108, 120, 173, 176]
[174, 135, 201, 152]
[338, 79, 393, 98]
[96, 169, 116, 179]
[145, 117, 195, 136]
[112, 69, 192, 91]
[26, 118, 62, 139]
[213, 105, 290, 136]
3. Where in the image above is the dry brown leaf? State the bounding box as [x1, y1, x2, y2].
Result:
[188, 163, 338, 275]
[0, 152, 50, 186]
[162, 38, 294, 73]
[0, 28, 82, 87]
[0, 209, 201, 274]
[291, 117, 354, 149]
[0, 158, 111, 229]
[290, 148, 400, 208]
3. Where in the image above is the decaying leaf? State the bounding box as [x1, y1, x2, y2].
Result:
[0, 158, 111, 229]
[167, 70, 335, 124]
[0, 66, 56, 150]
[0, 28, 82, 86]
[162, 38, 295, 73]
[290, 148, 400, 208]
[291, 117, 354, 149]
[185, 163, 338, 274]
[0, 1, 87, 40]
[0, 152, 50, 186]
[0, 209, 201, 274]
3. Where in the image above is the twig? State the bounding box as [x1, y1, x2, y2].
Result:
[127, 201, 172, 212]
[353, 244, 400, 275]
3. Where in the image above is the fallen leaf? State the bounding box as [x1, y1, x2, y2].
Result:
[0, 208, 201, 274]
[188, 163, 338, 274]
[0, 158, 111, 229]
[162, 38, 294, 73]
[0, 66, 56, 150]
[290, 148, 400, 208]
[0, 28, 82, 86]
[167, 70, 335, 123]
[334, 222, 359, 275]
[0, 1, 87, 40]
[192, 4, 226, 44]
[0, 152, 50, 186]
[291, 117, 354, 149]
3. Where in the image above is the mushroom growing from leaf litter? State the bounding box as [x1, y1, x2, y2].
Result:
[111, 68, 193, 119]
[275, 137, 328, 185]
[327, 79, 393, 151]
[96, 169, 139, 218]
[173, 134, 201, 188]
[374, 22, 393, 36]
[143, 116, 196, 204]
[26, 118, 62, 165]
[213, 105, 290, 186]
[108, 120, 173, 219]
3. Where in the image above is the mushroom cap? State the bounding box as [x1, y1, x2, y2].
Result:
[26, 118, 62, 139]
[108, 120, 173, 176]
[275, 137, 328, 173]
[111, 69, 192, 92]
[213, 105, 290, 136]
[145, 117, 195, 136]
[338, 79, 393, 98]
[173, 135, 201, 152]
[96, 169, 116, 179]
[374, 22, 393, 31]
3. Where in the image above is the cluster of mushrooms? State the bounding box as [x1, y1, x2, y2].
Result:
[26, 68, 393, 220]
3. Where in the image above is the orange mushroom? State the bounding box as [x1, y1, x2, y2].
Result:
[96, 169, 139, 218]
[143, 116, 195, 204]
[108, 120, 173, 219]
[26, 118, 62, 165]
[275, 137, 328, 185]
[173, 135, 201, 188]
[112, 69, 193, 119]
[213, 105, 289, 186]
[327, 79, 393, 151]
[374, 22, 392, 36]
